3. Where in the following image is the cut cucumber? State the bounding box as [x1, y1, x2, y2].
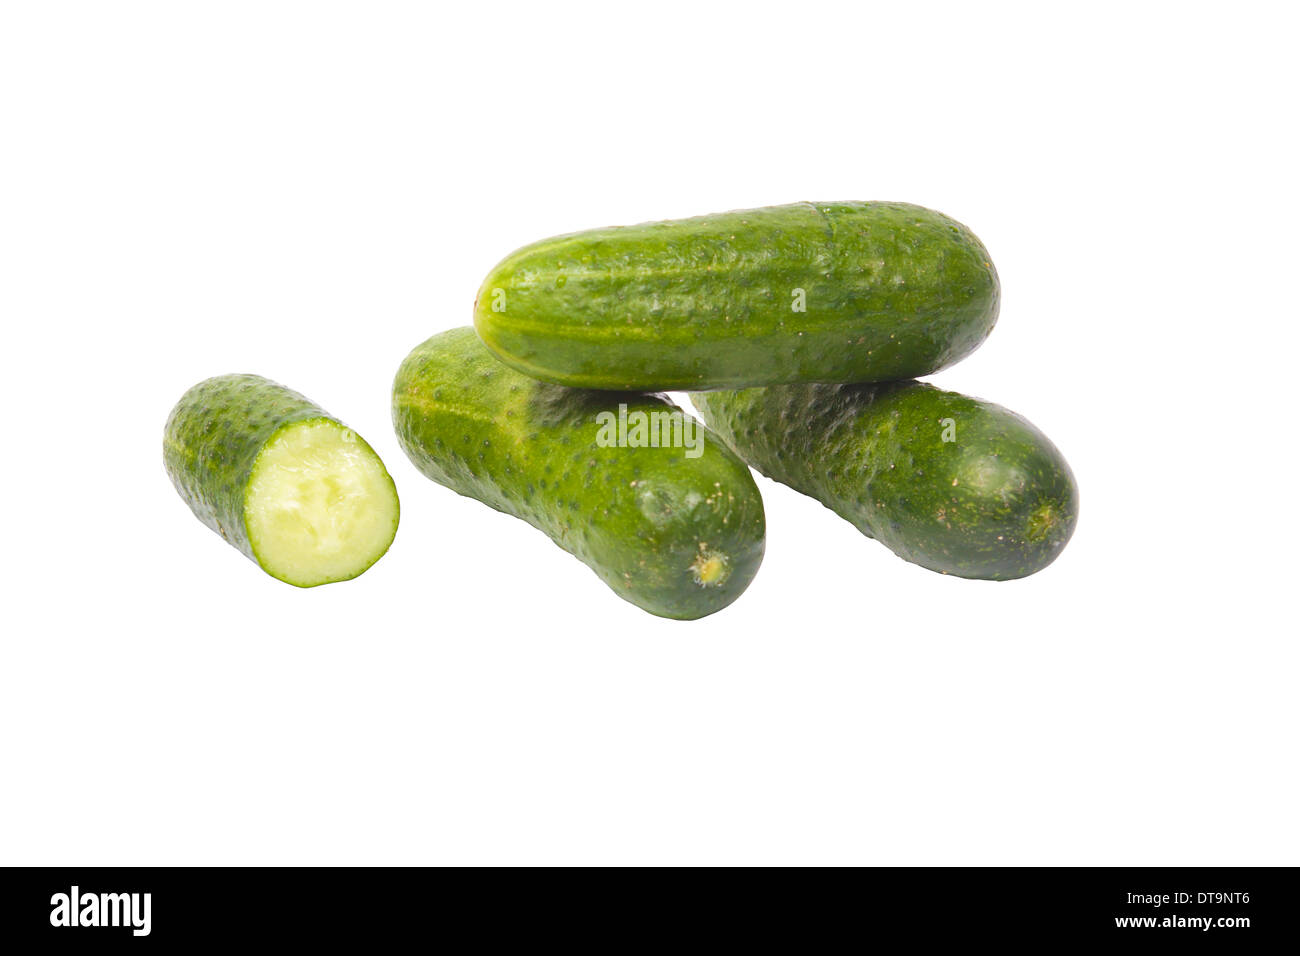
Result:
[244, 420, 399, 586]
[164, 375, 399, 587]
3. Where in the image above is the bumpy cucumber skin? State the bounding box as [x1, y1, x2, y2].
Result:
[163, 374, 398, 586]
[691, 382, 1077, 580]
[392, 328, 765, 619]
[474, 201, 999, 391]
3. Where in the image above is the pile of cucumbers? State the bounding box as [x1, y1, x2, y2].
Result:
[165, 201, 1078, 618]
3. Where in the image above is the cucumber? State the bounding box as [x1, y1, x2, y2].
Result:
[164, 375, 399, 587]
[392, 328, 765, 619]
[474, 201, 998, 391]
[691, 382, 1077, 580]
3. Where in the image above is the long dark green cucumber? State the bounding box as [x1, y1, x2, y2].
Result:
[164, 375, 399, 587]
[392, 328, 765, 619]
[474, 201, 999, 390]
[691, 382, 1077, 580]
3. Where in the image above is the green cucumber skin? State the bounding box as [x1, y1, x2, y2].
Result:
[474, 201, 999, 391]
[163, 374, 396, 585]
[691, 382, 1077, 580]
[392, 328, 766, 620]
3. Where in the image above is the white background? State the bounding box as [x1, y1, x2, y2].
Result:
[2, 2, 1296, 865]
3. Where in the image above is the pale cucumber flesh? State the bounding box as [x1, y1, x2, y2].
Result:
[244, 420, 399, 587]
